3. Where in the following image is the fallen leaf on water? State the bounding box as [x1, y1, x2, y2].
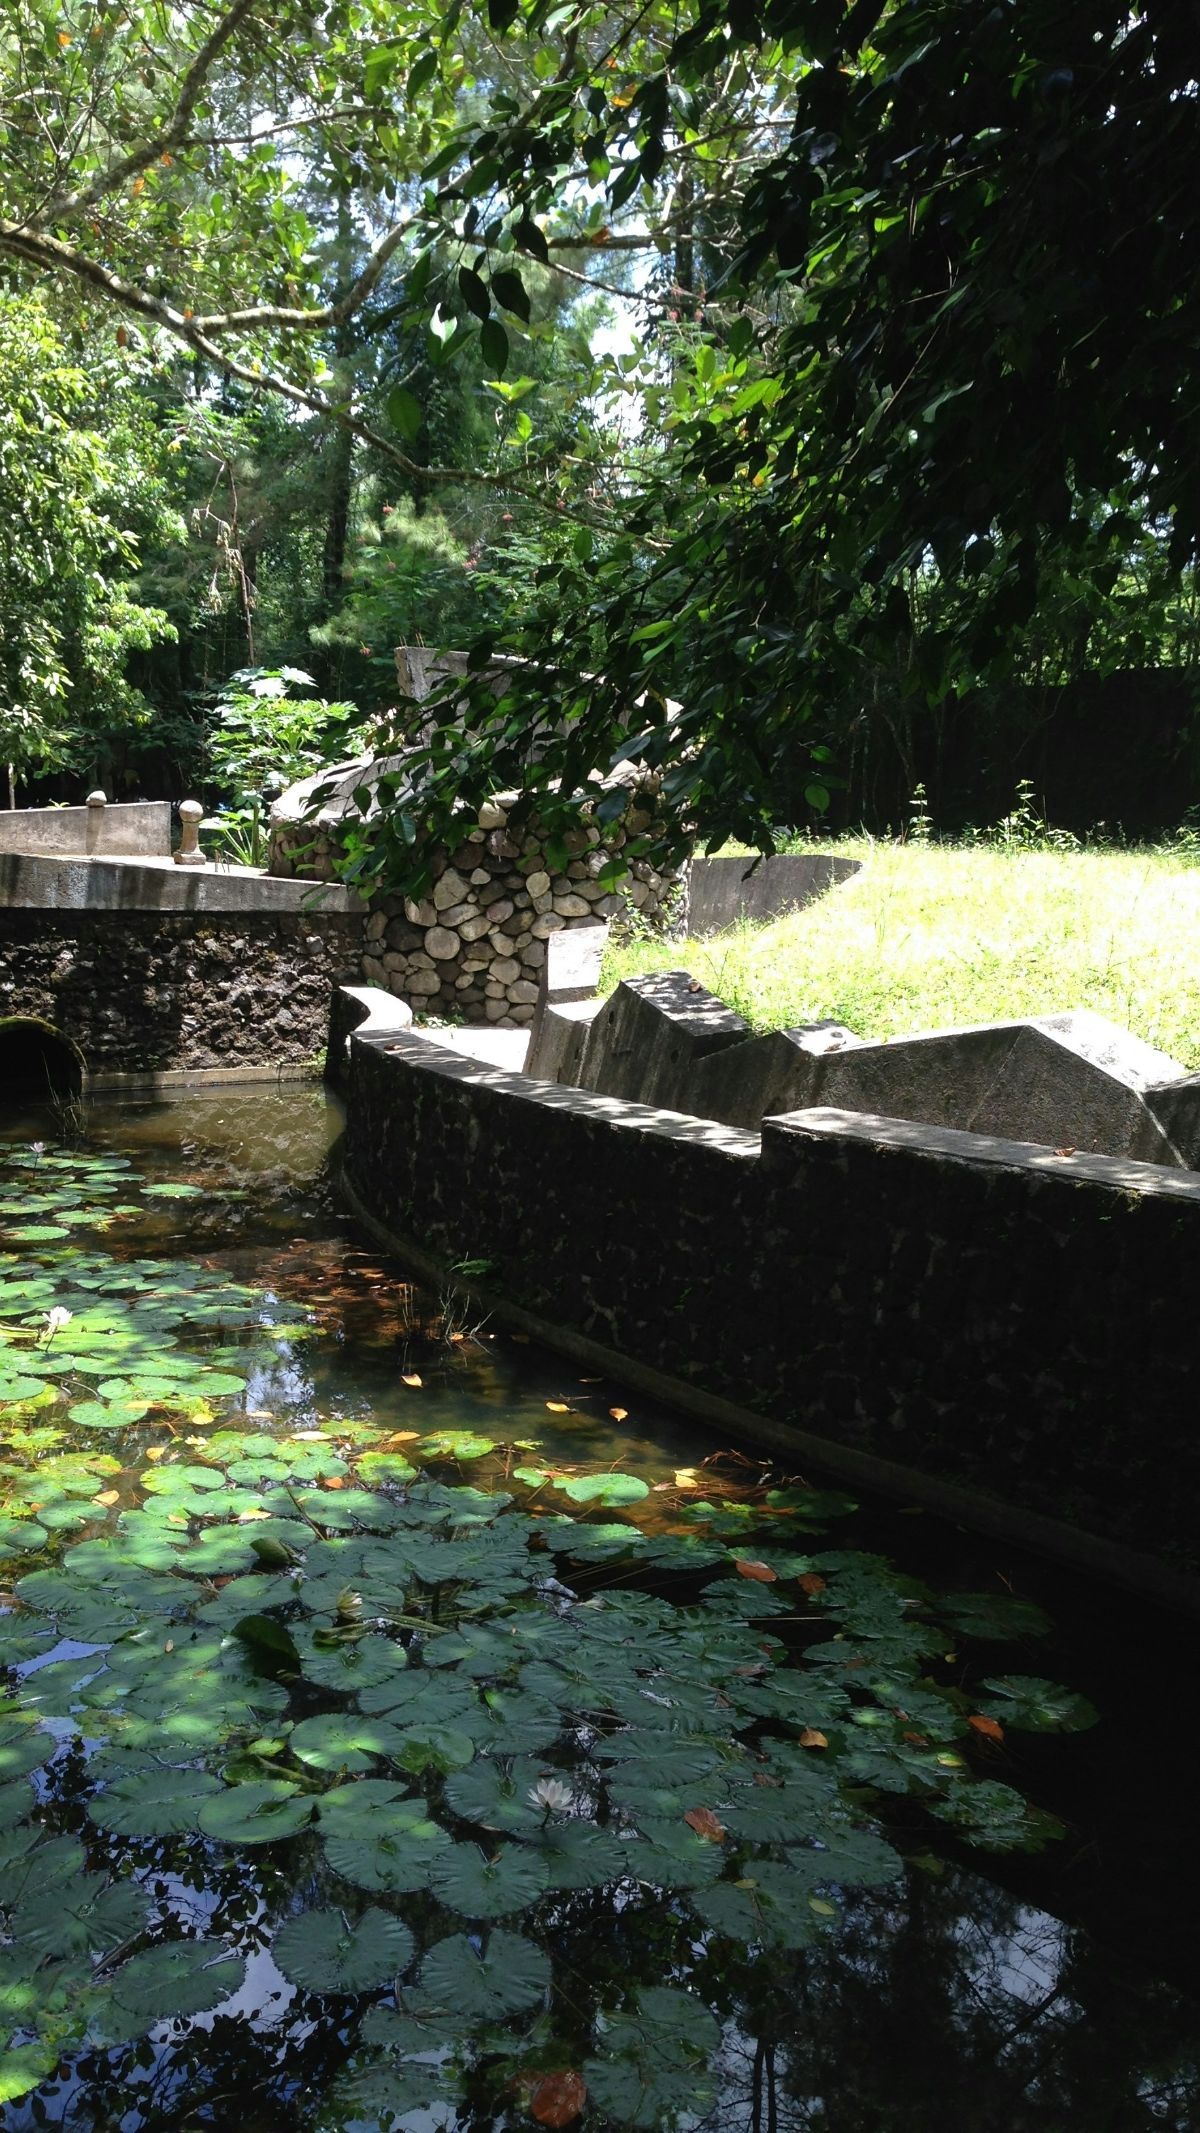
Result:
[798, 1728, 829, 1749]
[238, 1508, 273, 1523]
[734, 1559, 778, 1583]
[321, 1476, 347, 1490]
[683, 1806, 727, 1842]
[968, 1713, 1005, 1742]
[902, 1730, 930, 1746]
[546, 1401, 571, 1413]
[383, 1431, 420, 1445]
[401, 1373, 423, 1388]
[529, 2069, 587, 2127]
[809, 1897, 837, 1917]
[609, 1406, 628, 1422]
[145, 1446, 168, 1462]
[798, 1572, 826, 1595]
[92, 1490, 120, 1508]
[289, 1430, 329, 1442]
[674, 1466, 700, 1488]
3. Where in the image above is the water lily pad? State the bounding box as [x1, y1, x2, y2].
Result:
[431, 1841, 550, 1919]
[412, 1929, 551, 2019]
[198, 1778, 314, 1845]
[274, 1906, 415, 1994]
[89, 1767, 226, 1838]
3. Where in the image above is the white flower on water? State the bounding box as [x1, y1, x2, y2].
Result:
[527, 1777, 575, 1815]
[43, 1306, 73, 1339]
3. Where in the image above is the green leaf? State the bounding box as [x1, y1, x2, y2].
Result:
[413, 1929, 550, 2019]
[91, 1941, 246, 2047]
[387, 386, 422, 442]
[431, 1841, 550, 1918]
[274, 1906, 415, 1994]
[197, 1779, 314, 1846]
[89, 1767, 225, 1838]
[481, 317, 509, 375]
[553, 1472, 649, 1506]
[289, 1712, 408, 1772]
[491, 268, 531, 322]
[978, 1675, 1099, 1733]
[320, 1791, 452, 1893]
[458, 266, 490, 320]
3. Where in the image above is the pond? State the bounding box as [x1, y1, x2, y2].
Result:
[1, 1087, 1197, 2133]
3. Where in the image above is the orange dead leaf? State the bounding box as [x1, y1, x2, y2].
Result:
[798, 1728, 829, 1749]
[798, 1573, 826, 1595]
[401, 1373, 423, 1387]
[160, 151, 172, 165]
[609, 1406, 628, 1422]
[57, 29, 71, 44]
[968, 1713, 1005, 1743]
[91, 1490, 120, 1508]
[321, 1476, 347, 1490]
[545, 1401, 571, 1413]
[683, 1806, 727, 1842]
[902, 1730, 930, 1746]
[383, 1431, 420, 1445]
[734, 1559, 778, 1583]
[131, 176, 145, 195]
[529, 2070, 587, 2127]
[115, 325, 128, 346]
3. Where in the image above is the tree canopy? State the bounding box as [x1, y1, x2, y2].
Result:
[2, 0, 1197, 869]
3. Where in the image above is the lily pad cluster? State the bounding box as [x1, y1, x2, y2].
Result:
[0, 1141, 1097, 2128]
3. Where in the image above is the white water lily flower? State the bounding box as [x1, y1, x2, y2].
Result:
[527, 1777, 574, 1815]
[44, 1306, 73, 1337]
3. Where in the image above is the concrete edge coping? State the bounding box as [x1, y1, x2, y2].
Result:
[0, 849, 364, 915]
[335, 1164, 1200, 1618]
[769, 1105, 1200, 1202]
[354, 1021, 761, 1158]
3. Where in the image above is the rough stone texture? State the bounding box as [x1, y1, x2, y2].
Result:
[683, 851, 863, 935]
[0, 851, 360, 917]
[0, 799, 172, 859]
[341, 1019, 1200, 1584]
[0, 909, 363, 1075]
[271, 784, 675, 1029]
[572, 971, 750, 1111]
[326, 983, 413, 1094]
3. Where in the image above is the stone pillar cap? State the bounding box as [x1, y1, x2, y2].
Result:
[178, 799, 204, 819]
[85, 789, 107, 807]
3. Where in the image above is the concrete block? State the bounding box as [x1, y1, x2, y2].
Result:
[687, 1022, 861, 1128]
[684, 852, 862, 935]
[575, 972, 749, 1111]
[775, 1009, 1188, 1162]
[523, 998, 602, 1084]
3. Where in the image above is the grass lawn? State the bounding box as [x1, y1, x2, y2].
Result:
[603, 840, 1200, 1070]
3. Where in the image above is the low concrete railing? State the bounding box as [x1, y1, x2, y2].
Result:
[0, 793, 171, 859]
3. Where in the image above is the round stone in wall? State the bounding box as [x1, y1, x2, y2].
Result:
[425, 926, 461, 961]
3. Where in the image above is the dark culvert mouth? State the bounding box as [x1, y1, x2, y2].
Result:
[0, 1016, 85, 1101]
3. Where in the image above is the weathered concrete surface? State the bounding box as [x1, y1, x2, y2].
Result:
[0, 799, 171, 858]
[575, 972, 749, 1110]
[525, 997, 602, 1085]
[684, 852, 862, 935]
[525, 920, 608, 1072]
[0, 850, 361, 915]
[782, 1010, 1188, 1163]
[686, 1022, 861, 1129]
[341, 1024, 1200, 1592]
[1144, 1072, 1200, 1169]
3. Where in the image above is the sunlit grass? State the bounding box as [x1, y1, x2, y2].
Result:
[603, 840, 1200, 1069]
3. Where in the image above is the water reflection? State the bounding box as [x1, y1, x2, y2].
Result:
[2, 1090, 1198, 2131]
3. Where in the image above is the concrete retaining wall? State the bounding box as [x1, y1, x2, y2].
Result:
[684, 852, 862, 934]
[339, 1014, 1200, 1597]
[0, 799, 170, 858]
[0, 859, 364, 1078]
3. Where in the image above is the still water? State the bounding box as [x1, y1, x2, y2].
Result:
[0, 1086, 1197, 2133]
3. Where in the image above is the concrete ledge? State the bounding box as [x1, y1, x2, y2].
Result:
[86, 1063, 326, 1094]
[762, 1105, 1200, 1200]
[0, 850, 363, 915]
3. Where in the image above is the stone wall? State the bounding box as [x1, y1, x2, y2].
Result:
[0, 909, 363, 1077]
[0, 798, 171, 859]
[274, 793, 678, 1028]
[339, 1016, 1200, 1596]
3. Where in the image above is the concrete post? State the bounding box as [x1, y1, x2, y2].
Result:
[175, 799, 206, 867]
[85, 790, 106, 854]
